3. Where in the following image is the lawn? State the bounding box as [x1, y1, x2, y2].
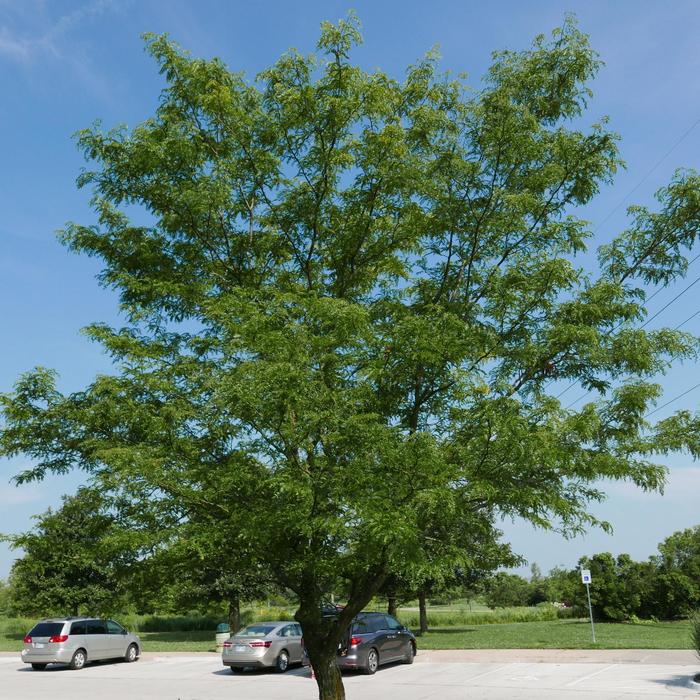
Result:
[418, 619, 694, 650]
[0, 618, 693, 653]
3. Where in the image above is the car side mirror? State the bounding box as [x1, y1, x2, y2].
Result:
[122, 630, 127, 635]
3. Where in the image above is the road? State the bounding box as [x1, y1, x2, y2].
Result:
[0, 651, 698, 699]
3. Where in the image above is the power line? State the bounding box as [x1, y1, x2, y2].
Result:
[593, 115, 700, 235]
[638, 273, 700, 329]
[564, 299, 700, 411]
[554, 259, 700, 404]
[645, 381, 700, 418]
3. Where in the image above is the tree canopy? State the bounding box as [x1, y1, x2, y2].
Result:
[2, 13, 700, 699]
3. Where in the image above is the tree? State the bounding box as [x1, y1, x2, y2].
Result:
[650, 526, 700, 617]
[484, 572, 531, 608]
[527, 563, 548, 606]
[2, 488, 132, 617]
[575, 553, 653, 621]
[542, 566, 579, 607]
[2, 13, 700, 699]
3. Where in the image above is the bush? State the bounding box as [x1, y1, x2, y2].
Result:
[397, 605, 560, 629]
[0, 617, 36, 636]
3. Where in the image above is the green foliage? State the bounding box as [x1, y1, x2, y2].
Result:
[484, 572, 532, 608]
[2, 12, 700, 698]
[575, 553, 654, 622]
[0, 580, 10, 616]
[650, 526, 700, 618]
[2, 488, 135, 617]
[399, 605, 560, 628]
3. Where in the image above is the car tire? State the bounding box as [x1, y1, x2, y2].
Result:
[31, 663, 47, 671]
[124, 643, 139, 663]
[403, 642, 416, 664]
[69, 649, 87, 670]
[230, 666, 241, 673]
[275, 650, 290, 673]
[363, 647, 379, 675]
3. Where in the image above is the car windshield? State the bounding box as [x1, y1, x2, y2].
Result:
[29, 622, 64, 637]
[235, 625, 276, 637]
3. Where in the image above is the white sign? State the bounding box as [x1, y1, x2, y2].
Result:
[581, 569, 592, 584]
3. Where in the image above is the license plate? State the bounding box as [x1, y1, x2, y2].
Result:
[234, 645, 247, 652]
[34, 643, 45, 649]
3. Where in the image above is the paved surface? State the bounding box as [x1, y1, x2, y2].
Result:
[0, 652, 698, 699]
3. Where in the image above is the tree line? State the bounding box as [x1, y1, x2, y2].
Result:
[481, 526, 700, 621]
[1, 485, 697, 627]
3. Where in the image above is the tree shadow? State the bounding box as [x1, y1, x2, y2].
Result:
[648, 673, 699, 690]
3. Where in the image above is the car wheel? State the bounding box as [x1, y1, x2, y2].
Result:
[124, 643, 138, 663]
[364, 647, 379, 675]
[275, 650, 290, 673]
[31, 663, 47, 671]
[69, 649, 87, 670]
[230, 667, 241, 673]
[403, 642, 416, 664]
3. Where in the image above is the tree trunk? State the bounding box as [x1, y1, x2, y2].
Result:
[418, 589, 428, 635]
[227, 596, 240, 633]
[387, 594, 397, 618]
[312, 653, 345, 700]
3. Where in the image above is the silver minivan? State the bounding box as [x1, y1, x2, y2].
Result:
[21, 617, 141, 670]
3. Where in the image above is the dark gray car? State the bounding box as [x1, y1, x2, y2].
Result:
[21, 617, 140, 670]
[304, 611, 416, 674]
[338, 612, 416, 674]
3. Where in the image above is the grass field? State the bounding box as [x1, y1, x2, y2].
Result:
[0, 618, 693, 653]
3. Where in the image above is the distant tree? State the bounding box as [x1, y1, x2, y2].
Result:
[649, 526, 700, 618]
[542, 566, 579, 606]
[3, 488, 132, 616]
[527, 563, 548, 605]
[0, 579, 10, 615]
[136, 527, 274, 632]
[484, 572, 531, 608]
[576, 553, 653, 621]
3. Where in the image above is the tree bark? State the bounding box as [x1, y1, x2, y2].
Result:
[312, 653, 345, 700]
[387, 594, 397, 618]
[418, 589, 428, 635]
[227, 595, 240, 633]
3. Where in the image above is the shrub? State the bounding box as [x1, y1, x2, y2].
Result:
[397, 606, 561, 629]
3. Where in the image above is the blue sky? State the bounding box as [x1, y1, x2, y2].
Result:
[1, 0, 699, 580]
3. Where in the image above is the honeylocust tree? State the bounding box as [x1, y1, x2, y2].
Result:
[2, 14, 700, 700]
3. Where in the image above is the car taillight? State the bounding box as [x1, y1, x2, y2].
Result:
[48, 635, 69, 643]
[223, 640, 233, 648]
[349, 635, 362, 646]
[249, 641, 272, 648]
[23, 635, 32, 644]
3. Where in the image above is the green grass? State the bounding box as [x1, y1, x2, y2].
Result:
[418, 619, 694, 650]
[0, 615, 693, 653]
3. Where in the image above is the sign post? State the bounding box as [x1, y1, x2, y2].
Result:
[580, 569, 596, 643]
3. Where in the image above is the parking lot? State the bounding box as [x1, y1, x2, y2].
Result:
[1, 651, 698, 699]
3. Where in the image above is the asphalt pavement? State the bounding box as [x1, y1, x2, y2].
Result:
[0, 650, 698, 699]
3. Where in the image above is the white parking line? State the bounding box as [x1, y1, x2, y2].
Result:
[565, 664, 617, 687]
[463, 664, 513, 683]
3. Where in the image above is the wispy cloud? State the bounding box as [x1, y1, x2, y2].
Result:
[0, 0, 125, 64]
[0, 483, 44, 507]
